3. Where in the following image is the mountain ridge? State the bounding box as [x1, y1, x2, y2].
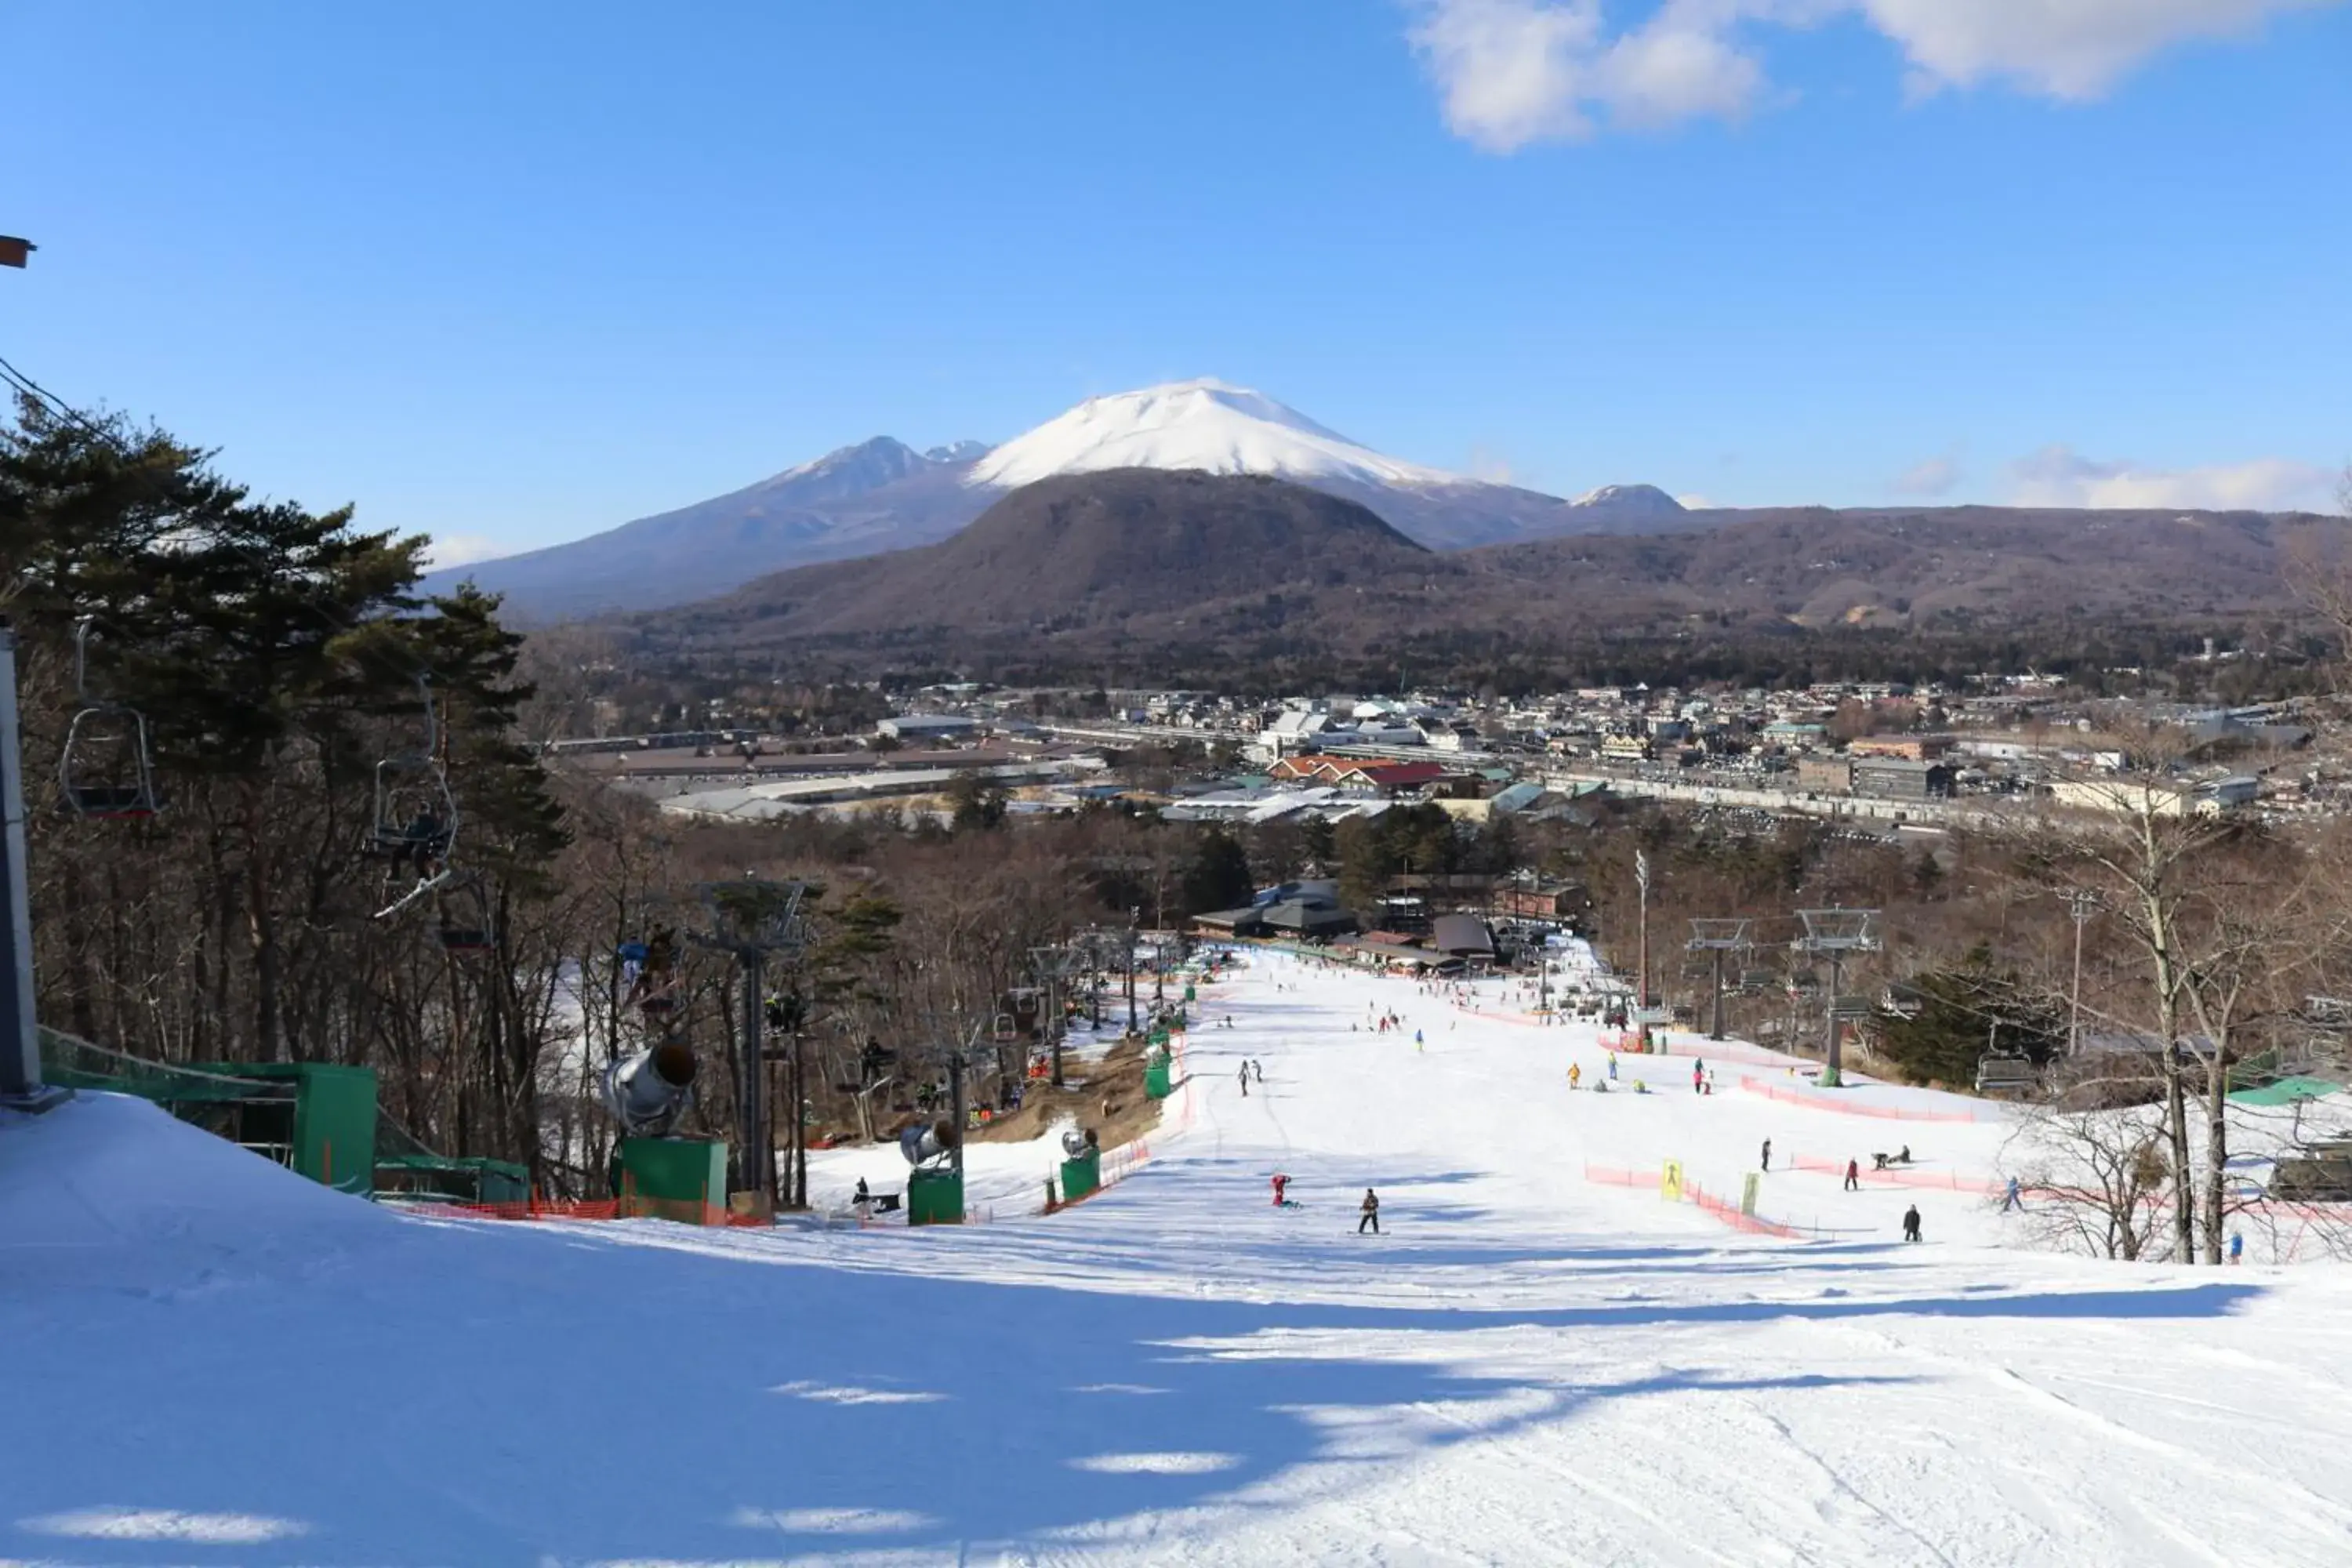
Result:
[633, 470, 2348, 674]
[422, 379, 1677, 617]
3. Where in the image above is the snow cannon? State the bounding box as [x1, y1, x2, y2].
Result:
[898, 1118, 959, 1169]
[1060, 1127, 1091, 1160]
[604, 1040, 697, 1138]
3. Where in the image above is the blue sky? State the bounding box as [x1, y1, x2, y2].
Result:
[5, 1, 2347, 563]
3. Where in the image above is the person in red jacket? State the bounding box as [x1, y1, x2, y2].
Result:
[1272, 1173, 1288, 1207]
[1844, 1159, 1860, 1192]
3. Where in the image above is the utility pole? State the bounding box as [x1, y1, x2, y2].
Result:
[0, 622, 66, 1111]
[1634, 849, 1651, 1007]
[0, 241, 64, 1112]
[1687, 919, 1752, 1044]
[689, 874, 808, 1209]
[2064, 889, 2099, 1056]
[1126, 907, 1140, 1034]
[1795, 908, 1878, 1090]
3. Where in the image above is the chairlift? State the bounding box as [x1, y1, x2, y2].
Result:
[57, 618, 162, 820]
[434, 874, 498, 954]
[368, 677, 458, 917]
[621, 925, 681, 1014]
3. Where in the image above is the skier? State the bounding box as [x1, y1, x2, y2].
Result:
[1607, 1052, 1619, 1081]
[1271, 1173, 1288, 1207]
[2229, 1230, 2243, 1264]
[1693, 1058, 1706, 1094]
[854, 1176, 873, 1223]
[1414, 1029, 1424, 1052]
[1760, 1138, 1772, 1172]
[1844, 1159, 1860, 1192]
[1902, 1204, 1922, 1243]
[1705, 1069, 1717, 1096]
[1358, 1188, 1381, 1235]
[1568, 1062, 1582, 1090]
[2002, 1176, 2023, 1212]
[1253, 1059, 1264, 1083]
[1238, 1063, 1250, 1098]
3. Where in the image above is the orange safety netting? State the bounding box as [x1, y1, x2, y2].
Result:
[445, 1195, 771, 1227]
[1735, 1076, 1992, 1123]
[1787, 1152, 2003, 1195]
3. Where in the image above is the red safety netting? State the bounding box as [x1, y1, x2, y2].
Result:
[1683, 1180, 1808, 1239]
[1787, 1152, 2004, 1196]
[1583, 1161, 1814, 1237]
[445, 1196, 772, 1227]
[1736, 1076, 1994, 1123]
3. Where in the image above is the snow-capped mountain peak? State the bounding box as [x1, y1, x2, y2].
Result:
[1569, 483, 1686, 515]
[967, 379, 1460, 491]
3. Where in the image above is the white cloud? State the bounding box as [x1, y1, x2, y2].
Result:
[1674, 492, 1721, 508]
[1892, 454, 1962, 495]
[2009, 445, 2335, 511]
[417, 532, 510, 571]
[1860, 0, 2334, 100]
[1409, 0, 2337, 147]
[1408, 0, 1770, 149]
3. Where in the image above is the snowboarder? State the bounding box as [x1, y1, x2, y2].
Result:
[1607, 1052, 1619, 1081]
[1358, 1188, 1381, 1235]
[1760, 1138, 1772, 1172]
[1902, 1204, 1922, 1243]
[2002, 1176, 2023, 1212]
[854, 1177, 873, 1222]
[1568, 1062, 1582, 1089]
[1272, 1173, 1288, 1207]
[2230, 1230, 2243, 1264]
[1253, 1059, 1264, 1083]
[1414, 1029, 1424, 1052]
[1693, 1058, 1706, 1093]
[1844, 1160, 1860, 1192]
[1238, 1064, 1250, 1098]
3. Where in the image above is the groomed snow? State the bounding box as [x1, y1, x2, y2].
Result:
[966, 379, 1462, 492]
[8, 953, 2352, 1566]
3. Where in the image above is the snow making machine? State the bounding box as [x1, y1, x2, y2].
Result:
[898, 1115, 964, 1225]
[603, 1040, 728, 1223]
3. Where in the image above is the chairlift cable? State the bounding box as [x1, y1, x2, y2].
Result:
[6, 346, 498, 932]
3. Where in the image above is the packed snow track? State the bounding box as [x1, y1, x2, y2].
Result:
[6, 950, 2352, 1566]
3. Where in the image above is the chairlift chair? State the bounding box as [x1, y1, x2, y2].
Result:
[622, 926, 682, 1014]
[367, 677, 459, 918]
[434, 875, 498, 954]
[57, 619, 163, 820]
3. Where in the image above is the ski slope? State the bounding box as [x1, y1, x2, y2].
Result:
[8, 950, 2352, 1566]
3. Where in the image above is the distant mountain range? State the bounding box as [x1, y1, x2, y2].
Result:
[422, 379, 1690, 619]
[643, 467, 2343, 681]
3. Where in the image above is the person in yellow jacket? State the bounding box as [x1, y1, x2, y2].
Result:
[1568, 1062, 1583, 1089]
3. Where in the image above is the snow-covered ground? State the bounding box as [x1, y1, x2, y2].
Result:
[8, 950, 2352, 1566]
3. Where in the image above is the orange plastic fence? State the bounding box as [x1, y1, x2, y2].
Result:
[1683, 1180, 1807, 1239]
[1788, 1152, 2003, 1196]
[1736, 1076, 1993, 1123]
[1582, 1160, 1813, 1237]
[448, 1196, 771, 1227]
